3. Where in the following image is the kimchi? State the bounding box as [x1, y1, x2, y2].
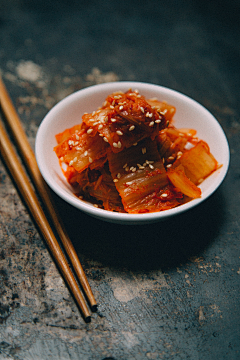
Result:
[54, 89, 219, 214]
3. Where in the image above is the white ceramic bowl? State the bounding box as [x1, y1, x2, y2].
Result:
[35, 82, 230, 225]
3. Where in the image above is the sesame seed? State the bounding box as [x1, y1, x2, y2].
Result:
[125, 166, 129, 171]
[103, 137, 109, 142]
[162, 158, 165, 163]
[129, 125, 135, 131]
[149, 121, 154, 127]
[84, 150, 88, 156]
[113, 179, 118, 182]
[113, 142, 118, 148]
[133, 142, 138, 146]
[110, 105, 114, 109]
[112, 100, 115, 106]
[179, 133, 184, 137]
[111, 118, 117, 122]
[103, 101, 108, 106]
[134, 89, 139, 93]
[87, 128, 93, 134]
[161, 193, 168, 198]
[142, 147, 146, 154]
[166, 164, 172, 168]
[93, 122, 99, 126]
[168, 156, 174, 160]
[69, 160, 73, 166]
[123, 163, 128, 168]
[73, 141, 79, 146]
[98, 124, 103, 130]
[149, 164, 154, 169]
[104, 116, 108, 123]
[146, 112, 150, 117]
[89, 157, 93, 163]
[68, 140, 73, 146]
[148, 113, 153, 118]
[155, 119, 161, 123]
[117, 173, 121, 179]
[92, 111, 96, 116]
[75, 134, 80, 140]
[60, 157, 64, 161]
[99, 133, 103, 137]
[126, 181, 132, 185]
[73, 157, 77, 162]
[130, 166, 134, 171]
[198, 178, 204, 184]
[177, 151, 183, 156]
[116, 130, 123, 136]
[139, 166, 145, 169]
[119, 105, 123, 110]
[132, 167, 136, 172]
[140, 107, 145, 113]
[160, 109, 167, 115]
[117, 141, 122, 148]
[75, 146, 81, 150]
[93, 204, 99, 208]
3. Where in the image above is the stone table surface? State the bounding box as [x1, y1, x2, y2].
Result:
[0, 1, 240, 359]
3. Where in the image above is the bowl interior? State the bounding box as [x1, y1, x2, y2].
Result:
[35, 81, 230, 224]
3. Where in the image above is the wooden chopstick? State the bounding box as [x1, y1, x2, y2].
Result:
[0, 77, 97, 311]
[0, 118, 91, 321]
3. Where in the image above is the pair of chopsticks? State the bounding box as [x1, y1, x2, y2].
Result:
[0, 77, 97, 322]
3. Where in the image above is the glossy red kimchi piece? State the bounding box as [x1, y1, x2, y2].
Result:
[108, 138, 181, 213]
[54, 128, 109, 173]
[81, 90, 168, 154]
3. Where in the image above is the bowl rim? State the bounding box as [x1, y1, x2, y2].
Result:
[35, 81, 230, 224]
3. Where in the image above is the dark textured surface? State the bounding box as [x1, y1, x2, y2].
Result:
[0, 1, 240, 359]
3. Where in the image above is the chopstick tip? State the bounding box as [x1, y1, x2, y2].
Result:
[91, 304, 98, 312]
[85, 315, 91, 323]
